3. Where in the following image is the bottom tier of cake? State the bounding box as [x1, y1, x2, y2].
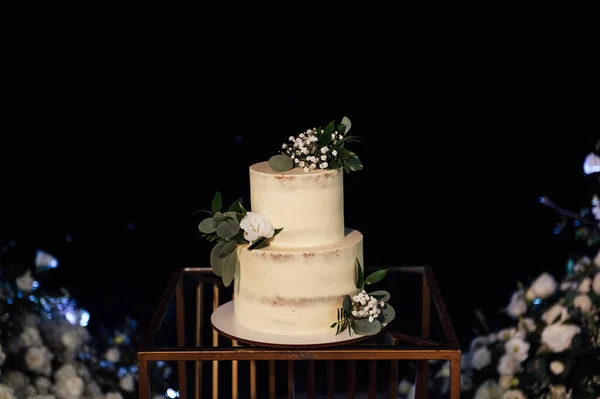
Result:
[233, 229, 363, 335]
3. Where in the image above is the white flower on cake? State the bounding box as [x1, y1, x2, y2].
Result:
[351, 290, 383, 322]
[239, 212, 275, 244]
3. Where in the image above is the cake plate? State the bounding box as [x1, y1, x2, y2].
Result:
[211, 301, 375, 348]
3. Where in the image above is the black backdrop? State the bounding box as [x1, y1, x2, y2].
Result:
[1, 93, 596, 346]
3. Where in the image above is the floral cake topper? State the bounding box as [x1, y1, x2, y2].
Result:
[197, 192, 282, 287]
[269, 116, 363, 174]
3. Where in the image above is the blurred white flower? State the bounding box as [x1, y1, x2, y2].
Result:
[583, 152, 600, 174]
[592, 273, 600, 295]
[503, 389, 526, 399]
[54, 375, 84, 399]
[497, 354, 520, 376]
[573, 295, 592, 313]
[549, 360, 565, 375]
[504, 337, 530, 363]
[16, 273, 34, 293]
[541, 323, 581, 353]
[240, 212, 275, 243]
[578, 277, 591, 293]
[119, 375, 135, 392]
[506, 290, 527, 318]
[397, 378, 413, 395]
[20, 327, 42, 348]
[54, 364, 77, 383]
[60, 332, 80, 353]
[0, 384, 15, 399]
[520, 317, 536, 333]
[549, 384, 571, 398]
[0, 344, 6, 368]
[529, 272, 557, 299]
[104, 347, 121, 363]
[474, 380, 502, 399]
[541, 303, 569, 325]
[471, 347, 492, 370]
[105, 393, 123, 399]
[24, 347, 53, 376]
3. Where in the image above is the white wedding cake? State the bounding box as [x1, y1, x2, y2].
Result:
[200, 117, 394, 338]
[234, 162, 363, 335]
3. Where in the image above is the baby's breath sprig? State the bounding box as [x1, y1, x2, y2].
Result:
[269, 116, 362, 173]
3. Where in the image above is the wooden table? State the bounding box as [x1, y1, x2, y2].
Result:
[137, 266, 461, 399]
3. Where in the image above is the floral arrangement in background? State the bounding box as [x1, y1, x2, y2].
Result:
[330, 259, 395, 336]
[419, 142, 600, 399]
[197, 192, 282, 286]
[0, 242, 174, 399]
[268, 116, 363, 173]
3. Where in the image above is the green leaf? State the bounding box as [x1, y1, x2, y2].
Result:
[320, 121, 335, 146]
[212, 212, 225, 228]
[274, 228, 283, 236]
[369, 290, 390, 302]
[239, 202, 248, 214]
[221, 250, 238, 287]
[199, 217, 217, 234]
[346, 157, 363, 172]
[335, 135, 361, 147]
[365, 269, 388, 286]
[336, 147, 357, 158]
[192, 209, 213, 216]
[223, 211, 238, 220]
[212, 191, 222, 214]
[342, 295, 352, 313]
[356, 258, 364, 289]
[380, 304, 395, 325]
[341, 116, 352, 134]
[216, 219, 240, 239]
[231, 231, 246, 243]
[354, 319, 381, 336]
[247, 236, 268, 250]
[217, 240, 237, 259]
[210, 241, 227, 276]
[269, 154, 294, 172]
[227, 198, 243, 212]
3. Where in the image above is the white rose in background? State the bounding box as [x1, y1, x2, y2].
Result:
[15, 273, 34, 292]
[573, 295, 592, 313]
[541, 323, 581, 353]
[504, 337, 530, 363]
[503, 389, 527, 399]
[104, 347, 121, 363]
[550, 361, 565, 375]
[528, 272, 557, 299]
[119, 375, 135, 392]
[24, 346, 53, 376]
[105, 392, 124, 399]
[592, 273, 600, 295]
[541, 303, 569, 325]
[0, 385, 15, 399]
[240, 212, 275, 244]
[583, 152, 600, 175]
[506, 290, 527, 318]
[474, 380, 502, 399]
[497, 354, 520, 375]
[55, 375, 84, 399]
[470, 347, 492, 370]
[578, 277, 591, 293]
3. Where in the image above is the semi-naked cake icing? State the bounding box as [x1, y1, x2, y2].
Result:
[233, 161, 363, 335]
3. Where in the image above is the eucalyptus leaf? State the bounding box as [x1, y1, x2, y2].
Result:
[380, 304, 395, 325]
[369, 290, 390, 302]
[217, 240, 237, 259]
[221, 251, 238, 287]
[231, 231, 246, 243]
[356, 258, 364, 289]
[346, 157, 363, 172]
[365, 269, 388, 285]
[212, 212, 225, 228]
[198, 217, 217, 234]
[239, 202, 248, 214]
[269, 154, 294, 172]
[341, 116, 352, 134]
[342, 295, 352, 313]
[223, 211, 238, 220]
[248, 236, 268, 250]
[212, 191, 222, 214]
[227, 198, 243, 212]
[216, 219, 240, 239]
[210, 241, 227, 276]
[354, 319, 381, 336]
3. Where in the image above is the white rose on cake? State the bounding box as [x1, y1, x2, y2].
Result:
[240, 212, 275, 244]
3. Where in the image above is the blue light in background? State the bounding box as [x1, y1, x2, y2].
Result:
[235, 135, 243, 143]
[166, 389, 179, 398]
[574, 220, 580, 226]
[32, 281, 39, 289]
[533, 298, 542, 305]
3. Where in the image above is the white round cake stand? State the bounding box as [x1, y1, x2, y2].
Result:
[210, 301, 372, 348]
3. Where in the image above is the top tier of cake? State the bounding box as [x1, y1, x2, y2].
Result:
[249, 161, 344, 248]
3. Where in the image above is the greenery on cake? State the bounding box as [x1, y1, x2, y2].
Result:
[197, 192, 282, 287]
[330, 258, 395, 336]
[269, 116, 363, 174]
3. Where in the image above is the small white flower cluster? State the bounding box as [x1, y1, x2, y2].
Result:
[281, 128, 341, 172]
[351, 290, 385, 323]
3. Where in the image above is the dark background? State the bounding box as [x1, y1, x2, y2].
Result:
[1, 92, 596, 347]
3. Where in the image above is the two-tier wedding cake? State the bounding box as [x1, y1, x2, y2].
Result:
[200, 117, 394, 338]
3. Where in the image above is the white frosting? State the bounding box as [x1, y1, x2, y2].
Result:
[249, 161, 344, 248]
[234, 229, 363, 335]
